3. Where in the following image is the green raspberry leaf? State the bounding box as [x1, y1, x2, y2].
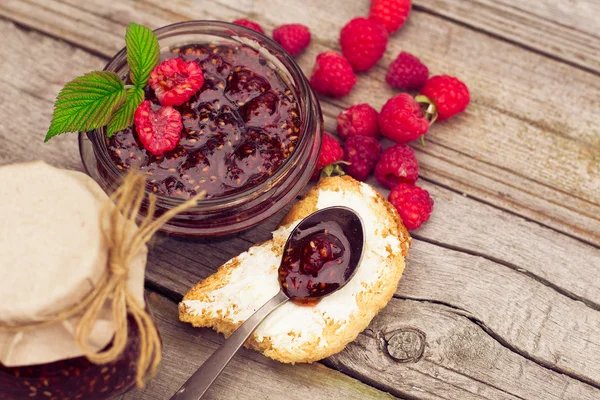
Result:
[106, 86, 145, 137]
[126, 22, 160, 88]
[45, 71, 126, 142]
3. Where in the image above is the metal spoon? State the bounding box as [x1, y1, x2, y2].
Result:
[171, 206, 365, 400]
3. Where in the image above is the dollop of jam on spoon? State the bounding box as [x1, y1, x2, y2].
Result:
[172, 206, 365, 400]
[279, 221, 354, 302]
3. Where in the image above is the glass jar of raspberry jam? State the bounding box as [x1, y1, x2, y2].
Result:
[80, 21, 323, 237]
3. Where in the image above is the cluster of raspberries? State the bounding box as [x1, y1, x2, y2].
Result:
[234, 0, 470, 230]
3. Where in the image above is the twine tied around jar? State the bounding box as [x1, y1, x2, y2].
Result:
[0, 172, 205, 388]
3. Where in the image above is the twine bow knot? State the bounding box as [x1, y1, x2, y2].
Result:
[109, 259, 128, 277]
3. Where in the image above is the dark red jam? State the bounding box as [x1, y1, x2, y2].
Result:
[107, 43, 301, 199]
[0, 317, 141, 400]
[278, 221, 354, 301]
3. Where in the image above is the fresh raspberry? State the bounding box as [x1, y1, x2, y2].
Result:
[374, 143, 419, 188]
[272, 24, 311, 56]
[309, 51, 357, 98]
[344, 136, 382, 181]
[312, 132, 344, 180]
[336, 104, 379, 140]
[232, 18, 265, 34]
[339, 18, 388, 72]
[149, 58, 204, 107]
[134, 100, 183, 156]
[420, 75, 470, 121]
[388, 183, 433, 230]
[369, 0, 412, 34]
[378, 93, 429, 143]
[386, 52, 428, 90]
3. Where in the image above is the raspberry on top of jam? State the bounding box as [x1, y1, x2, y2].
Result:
[107, 43, 301, 199]
[278, 221, 354, 301]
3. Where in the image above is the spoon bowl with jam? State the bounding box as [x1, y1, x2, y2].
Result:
[171, 206, 365, 400]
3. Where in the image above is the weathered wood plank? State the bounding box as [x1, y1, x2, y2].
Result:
[1, 0, 598, 245]
[0, 24, 93, 171]
[413, 0, 600, 73]
[131, 292, 399, 400]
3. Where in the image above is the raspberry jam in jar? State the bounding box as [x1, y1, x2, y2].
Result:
[107, 43, 301, 200]
[80, 21, 323, 236]
[0, 317, 140, 400]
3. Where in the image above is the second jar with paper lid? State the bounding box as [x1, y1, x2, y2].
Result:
[0, 162, 160, 400]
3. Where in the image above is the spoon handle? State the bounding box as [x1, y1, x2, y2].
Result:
[170, 290, 290, 400]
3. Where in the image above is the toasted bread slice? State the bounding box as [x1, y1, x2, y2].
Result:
[179, 176, 410, 363]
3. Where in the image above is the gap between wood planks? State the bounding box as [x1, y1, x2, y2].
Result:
[3, 18, 108, 60]
[416, 176, 600, 251]
[391, 293, 600, 392]
[489, 0, 599, 36]
[324, 331, 532, 400]
[413, 232, 600, 311]
[410, 3, 600, 77]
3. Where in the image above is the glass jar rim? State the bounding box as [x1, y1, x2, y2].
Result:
[92, 20, 317, 210]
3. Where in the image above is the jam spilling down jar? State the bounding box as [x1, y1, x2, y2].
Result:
[108, 43, 301, 200]
[278, 221, 354, 302]
[0, 317, 140, 400]
[80, 21, 323, 236]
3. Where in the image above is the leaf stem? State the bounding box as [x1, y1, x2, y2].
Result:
[124, 84, 136, 90]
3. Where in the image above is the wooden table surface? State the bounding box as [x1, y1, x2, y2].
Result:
[1, 0, 599, 399]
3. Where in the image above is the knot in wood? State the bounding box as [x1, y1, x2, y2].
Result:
[386, 328, 426, 363]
